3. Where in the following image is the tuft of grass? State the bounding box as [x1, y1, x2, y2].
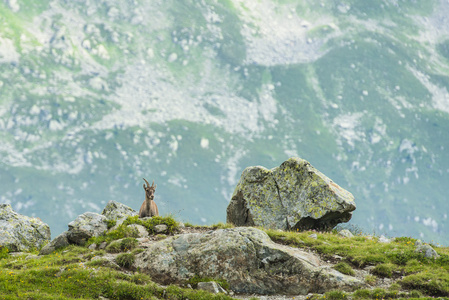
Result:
[333, 262, 355, 276]
[123, 215, 180, 235]
[0, 246, 9, 260]
[322, 290, 348, 299]
[116, 253, 135, 268]
[105, 238, 138, 253]
[209, 222, 235, 230]
[106, 219, 117, 229]
[399, 269, 449, 297]
[364, 274, 377, 286]
[371, 263, 397, 278]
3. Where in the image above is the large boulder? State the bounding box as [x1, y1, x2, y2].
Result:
[0, 204, 51, 252]
[133, 227, 362, 295]
[227, 157, 356, 231]
[67, 212, 108, 245]
[101, 200, 138, 223]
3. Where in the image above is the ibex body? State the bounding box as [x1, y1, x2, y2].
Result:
[139, 178, 159, 218]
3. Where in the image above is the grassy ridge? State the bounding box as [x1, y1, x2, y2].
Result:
[1, 217, 449, 299]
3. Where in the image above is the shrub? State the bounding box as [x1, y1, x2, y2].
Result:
[364, 274, 377, 286]
[323, 290, 348, 299]
[0, 246, 9, 260]
[106, 219, 117, 229]
[333, 262, 355, 276]
[106, 238, 138, 253]
[116, 253, 135, 268]
[371, 263, 395, 278]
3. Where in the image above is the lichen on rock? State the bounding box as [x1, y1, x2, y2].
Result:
[133, 227, 362, 295]
[0, 204, 51, 252]
[227, 157, 356, 231]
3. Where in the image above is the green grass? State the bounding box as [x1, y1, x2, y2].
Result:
[0, 245, 236, 299]
[87, 215, 180, 247]
[265, 229, 449, 298]
[333, 262, 355, 276]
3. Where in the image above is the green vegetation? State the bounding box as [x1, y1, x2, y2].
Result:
[105, 238, 138, 253]
[87, 215, 179, 247]
[1, 221, 449, 299]
[115, 253, 135, 268]
[333, 262, 355, 276]
[0, 247, 234, 299]
[266, 229, 449, 297]
[0, 246, 9, 260]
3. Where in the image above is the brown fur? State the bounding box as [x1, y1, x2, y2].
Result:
[139, 178, 159, 218]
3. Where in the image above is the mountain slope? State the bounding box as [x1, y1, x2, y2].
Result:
[1, 0, 449, 243]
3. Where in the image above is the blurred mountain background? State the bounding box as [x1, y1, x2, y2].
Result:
[1, 0, 448, 243]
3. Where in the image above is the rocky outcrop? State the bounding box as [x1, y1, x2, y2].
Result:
[0, 204, 51, 252]
[41, 201, 140, 254]
[67, 212, 108, 245]
[133, 227, 362, 295]
[227, 157, 356, 231]
[102, 200, 138, 225]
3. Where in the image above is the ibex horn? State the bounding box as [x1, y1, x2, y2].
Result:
[143, 178, 150, 188]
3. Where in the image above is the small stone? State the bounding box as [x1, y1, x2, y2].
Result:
[154, 224, 168, 233]
[127, 224, 149, 238]
[378, 235, 391, 243]
[338, 229, 354, 238]
[25, 255, 39, 260]
[415, 244, 440, 259]
[99, 242, 108, 250]
[309, 233, 318, 239]
[88, 244, 97, 250]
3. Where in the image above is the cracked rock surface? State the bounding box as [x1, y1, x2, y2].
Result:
[133, 227, 362, 295]
[226, 157, 356, 231]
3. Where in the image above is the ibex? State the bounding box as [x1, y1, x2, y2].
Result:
[139, 178, 159, 218]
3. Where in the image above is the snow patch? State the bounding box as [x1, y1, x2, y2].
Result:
[231, 0, 335, 66]
[332, 112, 365, 147]
[0, 37, 19, 63]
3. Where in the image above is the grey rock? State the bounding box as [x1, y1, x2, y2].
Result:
[101, 200, 138, 223]
[67, 212, 108, 245]
[309, 233, 318, 239]
[154, 224, 168, 233]
[227, 157, 356, 231]
[39, 231, 70, 255]
[415, 243, 440, 259]
[338, 229, 354, 238]
[134, 227, 362, 295]
[197, 281, 227, 294]
[127, 224, 149, 238]
[378, 235, 391, 243]
[25, 255, 39, 260]
[0, 204, 51, 252]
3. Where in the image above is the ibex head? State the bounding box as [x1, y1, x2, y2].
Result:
[143, 178, 156, 200]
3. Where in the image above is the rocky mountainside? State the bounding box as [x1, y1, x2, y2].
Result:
[1, 202, 448, 299]
[1, 0, 449, 243]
